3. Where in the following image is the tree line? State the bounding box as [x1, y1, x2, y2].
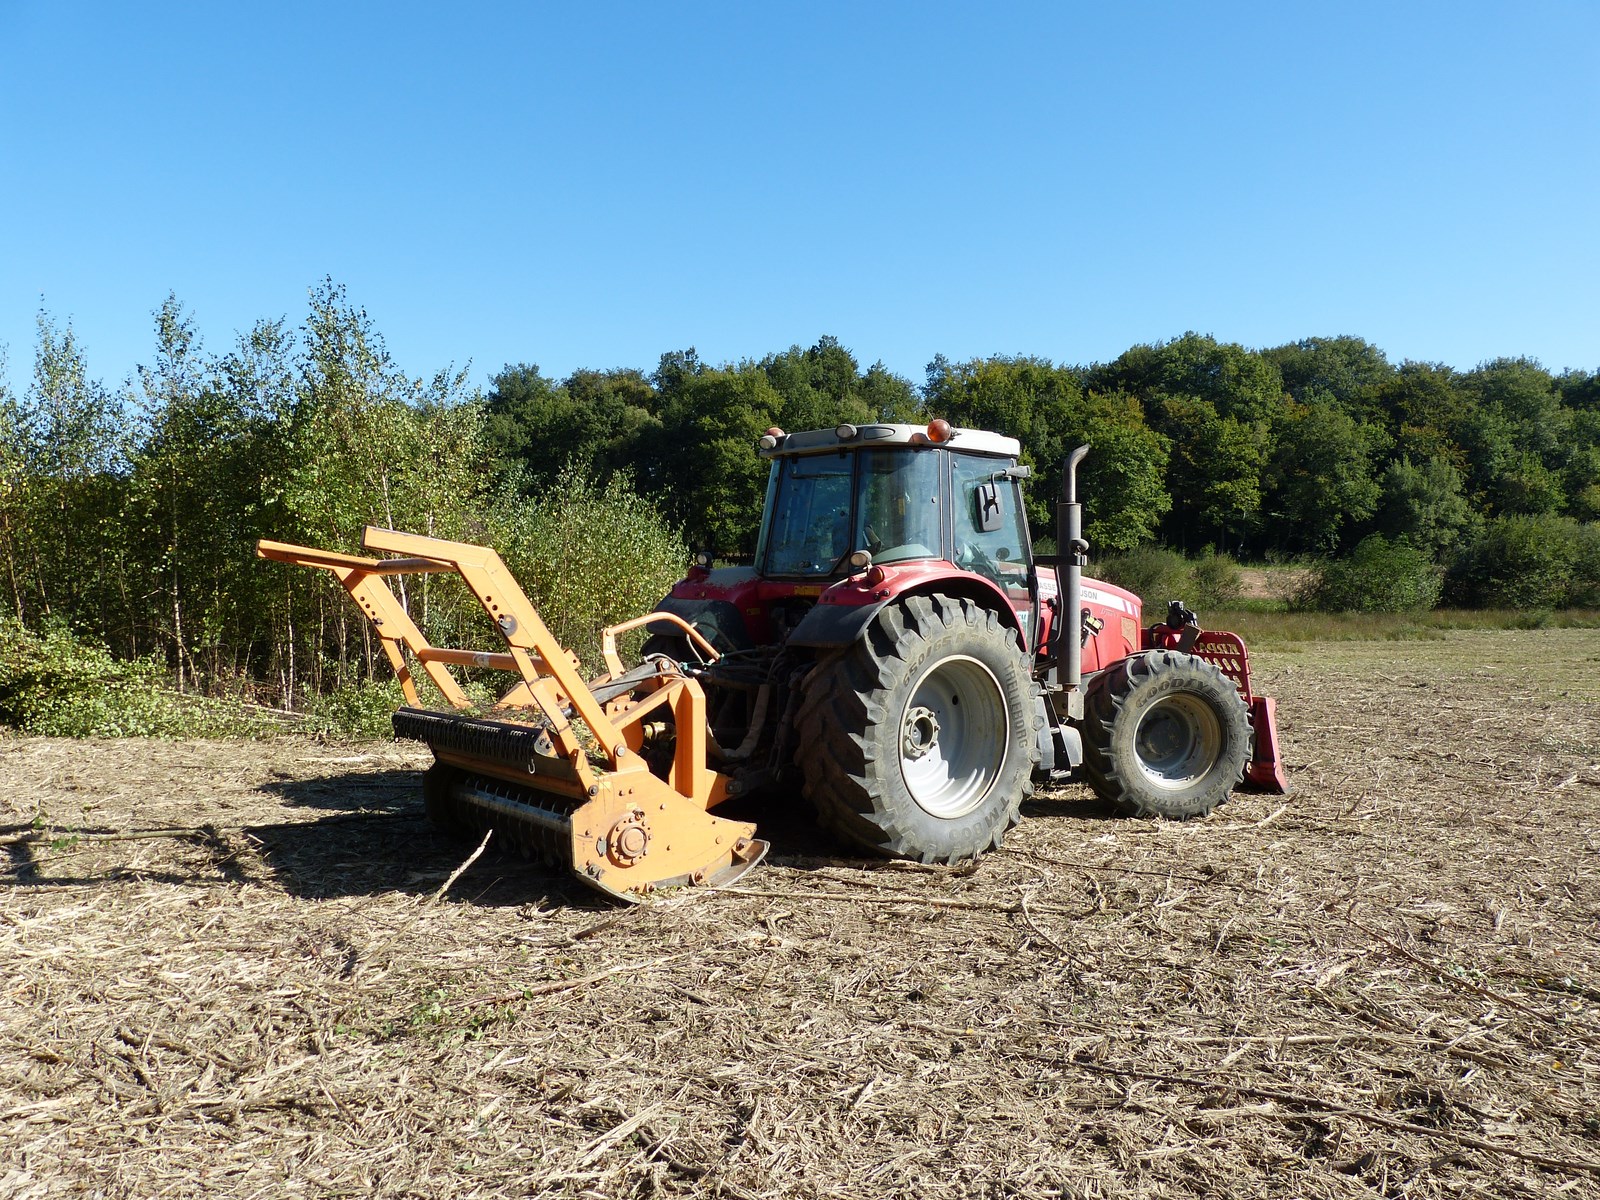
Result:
[488, 332, 1600, 560]
[2, 280, 1597, 702]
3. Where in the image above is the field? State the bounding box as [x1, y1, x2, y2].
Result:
[2, 629, 1598, 1199]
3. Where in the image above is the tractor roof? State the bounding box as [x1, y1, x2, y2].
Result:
[759, 423, 1021, 460]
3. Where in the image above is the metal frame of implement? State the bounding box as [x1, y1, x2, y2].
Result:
[256, 527, 767, 901]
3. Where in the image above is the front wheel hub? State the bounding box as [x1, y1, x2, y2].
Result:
[902, 706, 941, 760]
[1134, 694, 1223, 791]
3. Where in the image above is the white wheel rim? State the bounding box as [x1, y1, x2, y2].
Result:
[899, 654, 1009, 819]
[1133, 693, 1222, 791]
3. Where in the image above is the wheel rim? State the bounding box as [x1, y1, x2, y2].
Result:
[1133, 693, 1222, 791]
[899, 655, 1009, 819]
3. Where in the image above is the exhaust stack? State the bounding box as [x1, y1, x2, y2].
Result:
[1057, 445, 1090, 693]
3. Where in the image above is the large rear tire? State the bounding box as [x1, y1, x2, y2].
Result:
[1081, 650, 1251, 819]
[795, 594, 1038, 862]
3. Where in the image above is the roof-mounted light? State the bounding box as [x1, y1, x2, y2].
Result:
[758, 426, 786, 451]
[835, 423, 858, 441]
[926, 418, 953, 444]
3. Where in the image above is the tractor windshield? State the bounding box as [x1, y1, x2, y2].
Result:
[758, 448, 943, 577]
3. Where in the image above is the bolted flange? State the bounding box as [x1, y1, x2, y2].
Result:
[605, 809, 652, 866]
[902, 705, 941, 760]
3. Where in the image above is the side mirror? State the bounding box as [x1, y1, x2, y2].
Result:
[975, 481, 1003, 532]
[991, 464, 1032, 481]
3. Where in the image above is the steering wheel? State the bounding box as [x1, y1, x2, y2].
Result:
[956, 540, 1003, 583]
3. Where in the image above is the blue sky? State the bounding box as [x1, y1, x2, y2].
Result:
[1, 2, 1596, 397]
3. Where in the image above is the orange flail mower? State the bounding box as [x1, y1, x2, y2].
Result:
[257, 528, 768, 901]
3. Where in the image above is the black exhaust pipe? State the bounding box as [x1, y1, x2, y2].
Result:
[1057, 445, 1090, 694]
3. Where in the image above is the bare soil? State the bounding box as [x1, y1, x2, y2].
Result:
[1235, 566, 1309, 602]
[2, 629, 1598, 1199]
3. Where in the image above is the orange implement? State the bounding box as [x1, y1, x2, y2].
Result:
[257, 529, 767, 901]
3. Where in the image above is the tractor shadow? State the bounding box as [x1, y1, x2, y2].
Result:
[249, 773, 868, 906]
[253, 769, 602, 908]
[2, 769, 1102, 906]
[1019, 784, 1116, 823]
[0, 768, 595, 908]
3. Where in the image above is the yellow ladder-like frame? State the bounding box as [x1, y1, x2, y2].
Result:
[258, 528, 761, 896]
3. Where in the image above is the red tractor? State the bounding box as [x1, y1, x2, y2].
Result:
[644, 419, 1286, 864]
[259, 419, 1286, 900]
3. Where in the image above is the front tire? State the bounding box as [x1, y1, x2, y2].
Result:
[1081, 650, 1251, 819]
[795, 595, 1039, 862]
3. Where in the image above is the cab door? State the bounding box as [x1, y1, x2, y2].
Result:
[949, 455, 1037, 651]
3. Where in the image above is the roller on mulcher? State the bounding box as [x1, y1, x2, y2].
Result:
[258, 419, 1285, 901]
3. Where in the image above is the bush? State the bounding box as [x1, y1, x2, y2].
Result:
[1572, 524, 1600, 608]
[1092, 545, 1242, 610]
[0, 620, 277, 737]
[1092, 546, 1190, 606]
[1446, 515, 1597, 609]
[490, 467, 689, 669]
[306, 679, 408, 740]
[1292, 535, 1443, 613]
[1188, 549, 1244, 608]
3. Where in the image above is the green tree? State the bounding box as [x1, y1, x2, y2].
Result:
[275, 280, 484, 693]
[1150, 393, 1265, 549]
[861, 361, 920, 422]
[649, 357, 783, 554]
[1459, 358, 1569, 514]
[1072, 391, 1172, 551]
[1086, 333, 1285, 548]
[1562, 410, 1600, 520]
[483, 363, 563, 467]
[1374, 361, 1471, 467]
[1090, 331, 1285, 426]
[1559, 368, 1600, 412]
[1263, 335, 1392, 419]
[129, 295, 220, 686]
[1264, 394, 1387, 553]
[1375, 456, 1478, 560]
[0, 348, 30, 621]
[18, 311, 129, 629]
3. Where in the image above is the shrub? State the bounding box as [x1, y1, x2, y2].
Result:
[1572, 524, 1600, 608]
[489, 467, 689, 669]
[1292, 535, 1442, 613]
[1446, 515, 1595, 609]
[0, 620, 277, 737]
[1092, 546, 1190, 607]
[303, 674, 500, 740]
[307, 679, 408, 740]
[1188, 549, 1244, 608]
[1092, 545, 1242, 610]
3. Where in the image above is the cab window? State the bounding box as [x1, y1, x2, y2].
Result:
[951, 455, 1029, 595]
[855, 449, 941, 564]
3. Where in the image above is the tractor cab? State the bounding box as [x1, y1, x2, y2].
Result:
[658, 422, 1043, 653]
[753, 423, 1028, 583]
[659, 420, 1138, 672]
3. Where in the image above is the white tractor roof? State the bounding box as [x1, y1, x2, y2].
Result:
[761, 423, 1021, 460]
